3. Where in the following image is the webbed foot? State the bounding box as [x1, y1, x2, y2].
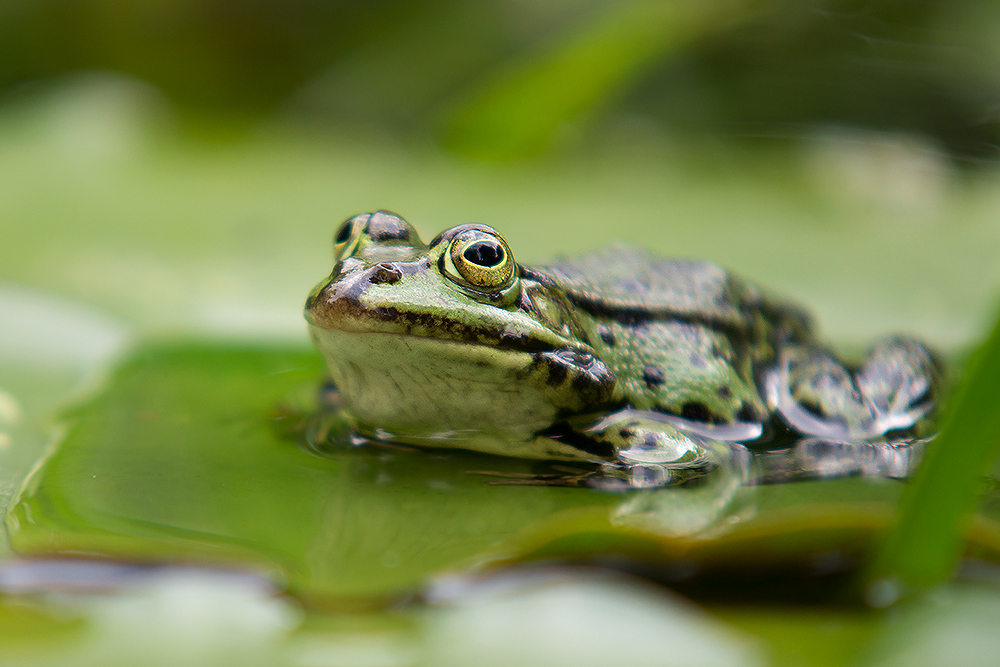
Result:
[765, 336, 942, 441]
[582, 409, 744, 488]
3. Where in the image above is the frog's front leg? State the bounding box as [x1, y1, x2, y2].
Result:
[765, 336, 942, 441]
[581, 409, 735, 487]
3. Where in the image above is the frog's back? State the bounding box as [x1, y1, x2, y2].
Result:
[536, 246, 816, 425]
[543, 246, 810, 334]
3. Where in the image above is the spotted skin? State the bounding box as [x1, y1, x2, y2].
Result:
[577, 316, 766, 423]
[306, 211, 943, 479]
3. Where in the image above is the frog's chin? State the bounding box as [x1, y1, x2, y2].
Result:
[308, 324, 570, 447]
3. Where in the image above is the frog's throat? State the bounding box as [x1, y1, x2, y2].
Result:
[307, 326, 607, 448]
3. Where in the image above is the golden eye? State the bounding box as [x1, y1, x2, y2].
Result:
[448, 229, 515, 290]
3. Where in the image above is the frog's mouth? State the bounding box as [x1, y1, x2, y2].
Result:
[304, 273, 574, 354]
[305, 302, 561, 354]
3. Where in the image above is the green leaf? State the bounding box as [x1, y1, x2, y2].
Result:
[442, 0, 754, 160]
[865, 308, 1000, 598]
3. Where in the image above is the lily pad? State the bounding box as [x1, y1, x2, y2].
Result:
[7, 342, 1000, 607]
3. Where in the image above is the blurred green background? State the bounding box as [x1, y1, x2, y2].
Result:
[4, 0, 1000, 160]
[2, 0, 1000, 350]
[3, 2, 1000, 665]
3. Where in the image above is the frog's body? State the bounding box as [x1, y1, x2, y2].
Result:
[305, 211, 941, 475]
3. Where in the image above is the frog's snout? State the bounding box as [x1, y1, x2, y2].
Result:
[305, 259, 411, 328]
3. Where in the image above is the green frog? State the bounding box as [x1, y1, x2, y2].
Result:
[304, 211, 941, 480]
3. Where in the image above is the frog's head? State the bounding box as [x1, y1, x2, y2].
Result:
[304, 211, 617, 450]
[306, 210, 568, 346]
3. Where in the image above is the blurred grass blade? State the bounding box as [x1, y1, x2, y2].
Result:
[441, 0, 753, 161]
[865, 308, 1000, 599]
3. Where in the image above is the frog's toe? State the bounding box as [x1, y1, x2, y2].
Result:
[615, 427, 704, 467]
[765, 348, 872, 440]
[586, 411, 724, 477]
[766, 338, 942, 441]
[856, 336, 942, 434]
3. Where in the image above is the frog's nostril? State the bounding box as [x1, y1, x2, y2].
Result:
[370, 263, 403, 285]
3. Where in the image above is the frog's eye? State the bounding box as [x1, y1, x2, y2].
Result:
[445, 228, 516, 291]
[333, 214, 366, 259]
[334, 220, 353, 244]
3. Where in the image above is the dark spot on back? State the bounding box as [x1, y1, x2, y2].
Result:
[643, 366, 665, 387]
[737, 403, 758, 422]
[618, 427, 635, 439]
[597, 324, 616, 346]
[546, 359, 568, 386]
[570, 373, 593, 393]
[643, 433, 659, 448]
[717, 385, 732, 400]
[681, 402, 712, 422]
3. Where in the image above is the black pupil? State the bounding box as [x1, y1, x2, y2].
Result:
[335, 222, 352, 243]
[463, 241, 504, 268]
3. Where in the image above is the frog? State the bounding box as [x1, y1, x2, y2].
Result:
[304, 210, 942, 482]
